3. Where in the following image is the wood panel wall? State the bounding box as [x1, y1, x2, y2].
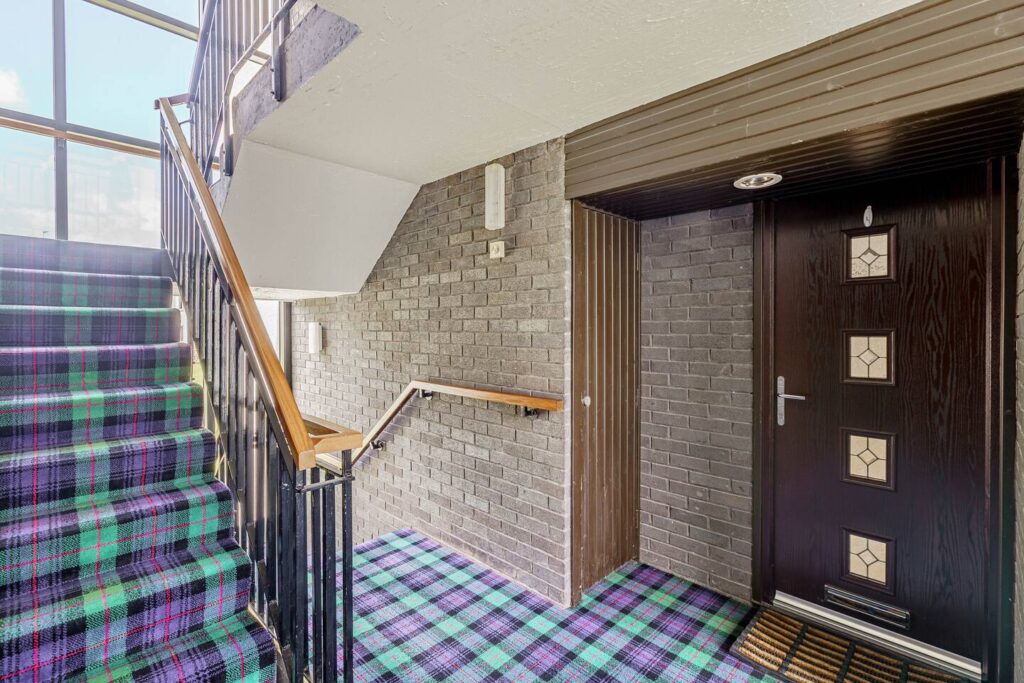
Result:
[571, 202, 640, 602]
[565, 0, 1024, 205]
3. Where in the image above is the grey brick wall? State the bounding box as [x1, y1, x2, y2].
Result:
[638, 205, 754, 602]
[291, 139, 572, 604]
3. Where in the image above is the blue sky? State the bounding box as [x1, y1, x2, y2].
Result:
[0, 1, 199, 246]
[1, 1, 197, 141]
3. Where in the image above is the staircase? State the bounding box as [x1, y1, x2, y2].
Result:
[0, 235, 277, 682]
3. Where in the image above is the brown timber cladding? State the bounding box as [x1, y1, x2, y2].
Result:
[564, 0, 1024, 201]
[571, 203, 640, 601]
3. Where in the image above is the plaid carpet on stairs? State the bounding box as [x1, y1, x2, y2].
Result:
[0, 236, 275, 682]
[342, 529, 769, 682]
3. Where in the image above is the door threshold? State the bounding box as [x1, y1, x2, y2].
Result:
[771, 592, 982, 682]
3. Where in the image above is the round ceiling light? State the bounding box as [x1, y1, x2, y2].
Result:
[733, 172, 783, 190]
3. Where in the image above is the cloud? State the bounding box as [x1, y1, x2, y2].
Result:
[0, 69, 27, 108]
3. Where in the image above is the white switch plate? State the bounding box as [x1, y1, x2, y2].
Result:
[489, 241, 506, 259]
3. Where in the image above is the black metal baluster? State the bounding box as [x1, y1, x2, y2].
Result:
[341, 449, 353, 683]
[311, 469, 324, 680]
[324, 465, 340, 683]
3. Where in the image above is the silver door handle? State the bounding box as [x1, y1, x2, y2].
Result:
[776, 376, 807, 426]
[581, 395, 591, 408]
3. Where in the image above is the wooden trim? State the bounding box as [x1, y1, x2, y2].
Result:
[752, 199, 775, 605]
[0, 114, 161, 160]
[303, 415, 363, 454]
[985, 155, 1016, 682]
[351, 380, 564, 465]
[565, 0, 1024, 201]
[157, 97, 320, 469]
[569, 202, 641, 604]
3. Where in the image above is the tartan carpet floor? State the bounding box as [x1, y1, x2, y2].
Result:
[0, 236, 275, 682]
[342, 529, 770, 682]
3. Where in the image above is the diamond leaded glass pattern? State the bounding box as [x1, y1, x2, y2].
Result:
[846, 432, 891, 485]
[849, 232, 890, 279]
[847, 532, 889, 587]
[848, 334, 890, 382]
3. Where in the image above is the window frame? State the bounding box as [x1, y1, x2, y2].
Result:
[0, 0, 199, 239]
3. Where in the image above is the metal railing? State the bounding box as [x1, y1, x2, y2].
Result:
[157, 96, 355, 683]
[188, 0, 298, 180]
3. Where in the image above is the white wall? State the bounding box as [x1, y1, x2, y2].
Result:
[221, 142, 418, 298]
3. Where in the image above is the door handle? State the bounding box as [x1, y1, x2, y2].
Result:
[581, 395, 592, 408]
[776, 376, 806, 426]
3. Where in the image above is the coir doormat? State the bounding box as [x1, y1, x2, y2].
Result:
[729, 608, 969, 683]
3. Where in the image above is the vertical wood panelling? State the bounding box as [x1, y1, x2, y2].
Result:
[572, 202, 641, 601]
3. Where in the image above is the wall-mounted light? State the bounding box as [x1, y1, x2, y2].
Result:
[733, 172, 783, 190]
[485, 162, 505, 230]
[307, 322, 323, 354]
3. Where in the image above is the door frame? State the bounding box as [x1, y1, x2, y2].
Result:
[750, 158, 1017, 680]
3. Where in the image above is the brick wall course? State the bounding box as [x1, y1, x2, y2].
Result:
[291, 139, 572, 603]
[639, 205, 755, 602]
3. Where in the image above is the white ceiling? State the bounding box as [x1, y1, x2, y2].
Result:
[248, 0, 923, 185]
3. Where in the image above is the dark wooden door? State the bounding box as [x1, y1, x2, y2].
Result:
[762, 164, 1006, 661]
[571, 202, 640, 602]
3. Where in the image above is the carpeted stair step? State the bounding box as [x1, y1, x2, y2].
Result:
[0, 540, 252, 681]
[0, 343, 192, 394]
[0, 383, 203, 453]
[0, 305, 180, 347]
[0, 477, 234, 601]
[0, 429, 215, 523]
[0, 234, 170, 277]
[0, 267, 173, 308]
[88, 612, 277, 682]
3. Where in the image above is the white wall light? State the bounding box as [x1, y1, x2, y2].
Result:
[485, 162, 505, 230]
[307, 322, 323, 354]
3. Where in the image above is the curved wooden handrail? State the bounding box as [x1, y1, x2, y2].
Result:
[157, 96, 318, 469]
[351, 380, 565, 466]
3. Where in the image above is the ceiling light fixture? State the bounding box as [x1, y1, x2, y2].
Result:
[734, 172, 783, 190]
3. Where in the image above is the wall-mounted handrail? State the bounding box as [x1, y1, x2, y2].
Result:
[157, 96, 317, 470]
[338, 381, 565, 468]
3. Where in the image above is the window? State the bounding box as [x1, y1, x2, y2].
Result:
[0, 2, 53, 117]
[135, 1, 199, 25]
[66, 1, 195, 141]
[0, 128, 56, 238]
[256, 300, 282, 358]
[0, 0, 201, 247]
[68, 142, 160, 247]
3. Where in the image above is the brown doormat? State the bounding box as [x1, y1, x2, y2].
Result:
[729, 609, 969, 683]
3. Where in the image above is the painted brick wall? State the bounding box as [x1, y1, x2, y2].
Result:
[638, 205, 755, 602]
[291, 139, 572, 604]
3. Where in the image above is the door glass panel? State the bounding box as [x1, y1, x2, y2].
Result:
[846, 228, 893, 281]
[0, 1, 53, 117]
[0, 128, 56, 238]
[847, 334, 890, 382]
[845, 431, 892, 486]
[846, 532, 889, 587]
[66, 0, 195, 141]
[67, 142, 160, 248]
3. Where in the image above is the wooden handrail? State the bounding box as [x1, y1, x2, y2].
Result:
[157, 96, 320, 469]
[351, 380, 565, 466]
[304, 415, 364, 454]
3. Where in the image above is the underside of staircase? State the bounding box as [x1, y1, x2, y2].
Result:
[0, 234, 276, 682]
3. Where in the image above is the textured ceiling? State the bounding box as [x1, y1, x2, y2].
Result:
[248, 0, 924, 185]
